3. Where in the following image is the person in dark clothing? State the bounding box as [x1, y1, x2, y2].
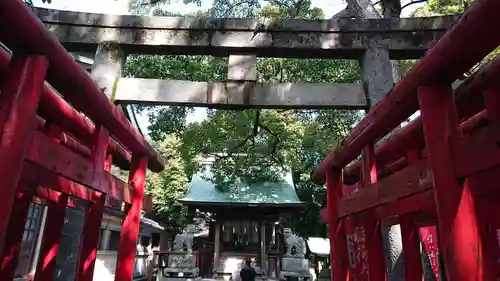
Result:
[240, 259, 257, 281]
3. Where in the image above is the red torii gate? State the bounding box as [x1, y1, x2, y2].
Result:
[0, 0, 165, 281]
[312, 0, 500, 281]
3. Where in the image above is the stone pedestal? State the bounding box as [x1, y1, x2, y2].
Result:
[280, 257, 310, 281]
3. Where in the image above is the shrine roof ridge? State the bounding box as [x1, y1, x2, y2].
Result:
[179, 171, 304, 207]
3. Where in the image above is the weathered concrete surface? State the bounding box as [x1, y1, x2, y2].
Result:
[90, 41, 132, 127]
[34, 8, 459, 59]
[114, 78, 367, 109]
[91, 42, 125, 100]
[382, 224, 405, 281]
[228, 55, 257, 81]
[360, 44, 395, 107]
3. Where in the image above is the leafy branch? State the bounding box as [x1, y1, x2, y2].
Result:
[210, 110, 286, 171]
[401, 0, 427, 10]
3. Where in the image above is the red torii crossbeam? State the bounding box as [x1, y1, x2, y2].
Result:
[313, 0, 500, 280]
[0, 1, 166, 281]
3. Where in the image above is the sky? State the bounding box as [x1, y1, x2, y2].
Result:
[33, 0, 422, 134]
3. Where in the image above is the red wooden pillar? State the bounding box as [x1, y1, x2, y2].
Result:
[490, 222, 500, 280]
[0, 181, 34, 281]
[361, 146, 377, 188]
[399, 149, 423, 281]
[361, 146, 386, 281]
[471, 86, 500, 280]
[43, 122, 63, 141]
[114, 155, 148, 281]
[0, 55, 48, 255]
[399, 220, 422, 281]
[418, 85, 484, 281]
[34, 194, 68, 281]
[76, 125, 110, 281]
[326, 169, 348, 281]
[474, 205, 497, 281]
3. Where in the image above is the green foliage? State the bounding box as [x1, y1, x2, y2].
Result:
[124, 55, 227, 140]
[125, 55, 227, 81]
[471, 47, 500, 75]
[289, 109, 359, 237]
[209, 0, 261, 17]
[408, 0, 498, 76]
[130, 0, 323, 18]
[257, 58, 359, 83]
[126, 0, 362, 236]
[397, 59, 418, 76]
[145, 136, 189, 231]
[258, 0, 324, 20]
[185, 109, 306, 187]
[412, 0, 472, 16]
[403, 0, 472, 74]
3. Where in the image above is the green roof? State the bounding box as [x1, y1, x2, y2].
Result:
[179, 170, 304, 207]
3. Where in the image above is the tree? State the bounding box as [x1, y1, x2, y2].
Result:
[131, 0, 323, 18]
[145, 135, 189, 232]
[125, 54, 227, 141]
[410, 0, 499, 76]
[258, 0, 324, 19]
[411, 0, 472, 16]
[125, 0, 362, 236]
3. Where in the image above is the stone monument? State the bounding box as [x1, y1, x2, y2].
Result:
[280, 228, 311, 281]
[156, 225, 200, 281]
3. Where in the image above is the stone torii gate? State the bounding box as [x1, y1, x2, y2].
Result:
[35, 7, 456, 109]
[34, 6, 458, 280]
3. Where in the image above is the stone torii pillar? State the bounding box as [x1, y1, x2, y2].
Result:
[334, 1, 406, 280]
[335, 1, 436, 280]
[227, 53, 258, 108]
[91, 42, 126, 100]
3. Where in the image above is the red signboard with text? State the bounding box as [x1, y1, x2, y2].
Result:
[419, 226, 440, 281]
[342, 184, 369, 281]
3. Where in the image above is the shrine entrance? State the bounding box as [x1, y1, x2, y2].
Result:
[176, 167, 305, 281]
[27, 7, 458, 281]
[1, 0, 500, 280]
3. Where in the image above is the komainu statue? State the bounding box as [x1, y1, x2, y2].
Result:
[283, 228, 306, 258]
[156, 224, 200, 281]
[173, 224, 196, 252]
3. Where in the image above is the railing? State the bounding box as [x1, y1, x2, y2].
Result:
[312, 0, 500, 281]
[0, 1, 165, 281]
